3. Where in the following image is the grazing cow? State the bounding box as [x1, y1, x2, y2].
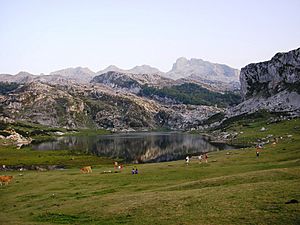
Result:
[80, 166, 92, 173]
[0, 175, 13, 185]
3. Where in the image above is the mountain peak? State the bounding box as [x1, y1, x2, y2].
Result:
[105, 65, 121, 71]
[15, 71, 33, 76]
[131, 65, 152, 69]
[97, 65, 123, 75]
[49, 67, 95, 83]
[176, 57, 188, 62]
[167, 57, 239, 82]
[50, 67, 95, 76]
[128, 65, 163, 75]
[172, 57, 189, 70]
[97, 65, 164, 76]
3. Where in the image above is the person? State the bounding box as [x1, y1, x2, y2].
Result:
[256, 146, 260, 158]
[114, 161, 118, 171]
[185, 156, 190, 165]
[135, 168, 138, 174]
[132, 168, 135, 175]
[204, 153, 208, 163]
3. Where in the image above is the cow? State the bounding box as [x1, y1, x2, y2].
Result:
[0, 175, 13, 185]
[80, 166, 92, 173]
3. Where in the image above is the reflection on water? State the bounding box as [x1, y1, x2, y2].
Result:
[31, 132, 235, 163]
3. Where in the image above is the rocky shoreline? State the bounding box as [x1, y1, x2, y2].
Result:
[0, 128, 32, 149]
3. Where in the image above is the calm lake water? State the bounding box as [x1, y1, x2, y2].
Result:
[31, 132, 235, 163]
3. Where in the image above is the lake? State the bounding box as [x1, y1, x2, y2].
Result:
[31, 132, 235, 163]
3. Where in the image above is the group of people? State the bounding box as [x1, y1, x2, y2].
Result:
[131, 167, 138, 175]
[115, 144, 261, 173]
[113, 142, 265, 175]
[185, 153, 208, 165]
[114, 162, 139, 175]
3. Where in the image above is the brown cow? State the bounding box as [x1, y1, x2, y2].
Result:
[80, 166, 92, 173]
[0, 175, 13, 185]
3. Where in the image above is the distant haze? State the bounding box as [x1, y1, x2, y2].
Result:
[0, 0, 299, 74]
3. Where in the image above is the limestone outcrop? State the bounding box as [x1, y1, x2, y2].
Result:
[229, 48, 300, 116]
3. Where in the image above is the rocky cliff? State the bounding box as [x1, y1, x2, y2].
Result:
[229, 48, 300, 116]
[240, 48, 300, 99]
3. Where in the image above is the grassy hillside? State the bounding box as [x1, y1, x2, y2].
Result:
[208, 111, 298, 146]
[0, 118, 299, 224]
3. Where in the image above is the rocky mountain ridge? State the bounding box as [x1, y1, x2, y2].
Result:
[0, 57, 240, 92]
[0, 71, 81, 85]
[0, 81, 223, 131]
[96, 65, 165, 76]
[91, 71, 174, 93]
[227, 47, 300, 117]
[0, 59, 240, 130]
[2, 48, 299, 132]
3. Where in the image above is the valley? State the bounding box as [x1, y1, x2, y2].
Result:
[0, 48, 300, 225]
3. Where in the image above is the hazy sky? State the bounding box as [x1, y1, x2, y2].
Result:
[0, 0, 299, 74]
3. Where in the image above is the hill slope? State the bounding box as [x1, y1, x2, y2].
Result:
[139, 83, 241, 107]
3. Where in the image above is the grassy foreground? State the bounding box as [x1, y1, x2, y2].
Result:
[0, 119, 300, 224]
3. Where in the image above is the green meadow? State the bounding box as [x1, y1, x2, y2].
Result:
[0, 118, 300, 224]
